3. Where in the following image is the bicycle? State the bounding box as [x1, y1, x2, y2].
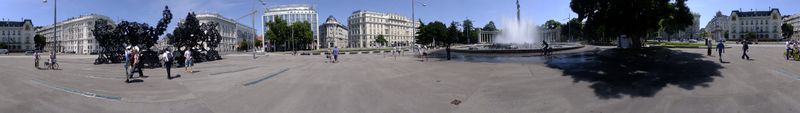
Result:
[44, 58, 59, 70]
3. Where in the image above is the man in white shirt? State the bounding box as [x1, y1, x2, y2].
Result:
[184, 49, 192, 73]
[162, 50, 173, 79]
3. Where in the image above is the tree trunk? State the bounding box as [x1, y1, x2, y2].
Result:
[631, 36, 642, 49]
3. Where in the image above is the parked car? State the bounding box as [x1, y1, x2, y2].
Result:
[25, 51, 35, 55]
[0, 49, 8, 54]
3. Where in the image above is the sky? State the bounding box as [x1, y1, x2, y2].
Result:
[1, 0, 799, 36]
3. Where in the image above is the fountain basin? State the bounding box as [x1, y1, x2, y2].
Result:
[452, 43, 584, 54]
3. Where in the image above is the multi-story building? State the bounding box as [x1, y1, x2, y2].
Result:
[730, 8, 783, 40]
[263, 4, 319, 50]
[319, 16, 348, 48]
[705, 11, 731, 41]
[785, 13, 800, 40]
[0, 19, 35, 52]
[195, 13, 256, 52]
[37, 14, 113, 54]
[348, 10, 416, 48]
[679, 13, 701, 40]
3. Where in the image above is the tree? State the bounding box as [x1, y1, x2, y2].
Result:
[290, 21, 314, 50]
[724, 31, 730, 40]
[745, 32, 756, 41]
[0, 42, 6, 49]
[237, 39, 250, 51]
[571, 0, 694, 49]
[92, 19, 122, 63]
[266, 16, 290, 51]
[415, 19, 434, 45]
[442, 21, 461, 60]
[482, 21, 498, 31]
[172, 12, 202, 53]
[375, 35, 388, 47]
[561, 18, 583, 41]
[783, 23, 795, 39]
[34, 34, 46, 50]
[462, 19, 478, 44]
[544, 20, 562, 29]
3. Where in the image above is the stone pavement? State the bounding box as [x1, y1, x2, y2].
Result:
[1, 45, 800, 113]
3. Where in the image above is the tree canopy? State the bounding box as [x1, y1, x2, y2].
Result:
[462, 19, 478, 44]
[783, 23, 795, 39]
[482, 21, 498, 31]
[34, 34, 47, 50]
[571, 0, 694, 48]
[375, 35, 388, 46]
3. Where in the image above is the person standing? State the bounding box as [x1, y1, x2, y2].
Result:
[332, 46, 340, 63]
[162, 49, 174, 79]
[34, 52, 40, 68]
[184, 49, 193, 73]
[717, 41, 725, 62]
[787, 40, 793, 60]
[741, 39, 750, 60]
[707, 39, 713, 56]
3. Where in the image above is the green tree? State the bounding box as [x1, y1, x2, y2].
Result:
[237, 39, 250, 51]
[544, 20, 562, 29]
[462, 19, 478, 44]
[442, 21, 461, 60]
[290, 21, 314, 50]
[745, 32, 756, 41]
[571, 0, 694, 49]
[724, 31, 730, 40]
[561, 18, 583, 41]
[482, 21, 498, 31]
[415, 19, 433, 45]
[34, 34, 46, 50]
[783, 23, 795, 39]
[266, 16, 290, 51]
[0, 42, 6, 49]
[375, 35, 388, 47]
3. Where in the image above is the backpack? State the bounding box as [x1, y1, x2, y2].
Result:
[167, 52, 174, 62]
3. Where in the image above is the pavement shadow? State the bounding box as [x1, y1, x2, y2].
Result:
[545, 47, 724, 99]
[125, 79, 144, 83]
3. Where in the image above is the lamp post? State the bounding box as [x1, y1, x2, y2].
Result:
[43, 0, 57, 63]
[234, 0, 265, 59]
[412, 0, 427, 47]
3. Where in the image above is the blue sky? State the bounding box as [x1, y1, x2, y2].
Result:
[2, 0, 799, 35]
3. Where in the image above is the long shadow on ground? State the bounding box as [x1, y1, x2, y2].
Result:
[545, 47, 724, 99]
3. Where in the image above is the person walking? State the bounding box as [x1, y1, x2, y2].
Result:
[332, 46, 340, 63]
[124, 47, 131, 82]
[717, 41, 725, 62]
[162, 49, 174, 79]
[34, 51, 40, 68]
[184, 49, 193, 73]
[132, 47, 146, 78]
[741, 39, 750, 60]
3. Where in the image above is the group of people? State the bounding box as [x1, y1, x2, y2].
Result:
[326, 47, 339, 63]
[785, 40, 800, 60]
[124, 46, 194, 83]
[713, 39, 752, 62]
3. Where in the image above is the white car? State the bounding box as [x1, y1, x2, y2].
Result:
[0, 49, 8, 54]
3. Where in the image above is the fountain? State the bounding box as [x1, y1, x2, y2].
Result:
[452, 0, 583, 54]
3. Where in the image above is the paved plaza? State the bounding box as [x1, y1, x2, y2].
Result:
[2, 45, 800, 113]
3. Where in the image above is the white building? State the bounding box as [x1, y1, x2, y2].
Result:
[263, 4, 319, 50]
[730, 8, 783, 40]
[348, 10, 417, 48]
[539, 26, 561, 42]
[0, 19, 34, 52]
[785, 13, 800, 40]
[319, 16, 348, 48]
[705, 11, 731, 41]
[37, 14, 113, 54]
[478, 30, 499, 44]
[195, 13, 256, 52]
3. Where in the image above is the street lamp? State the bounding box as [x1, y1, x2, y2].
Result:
[412, 0, 427, 49]
[233, 0, 265, 59]
[43, 0, 57, 63]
